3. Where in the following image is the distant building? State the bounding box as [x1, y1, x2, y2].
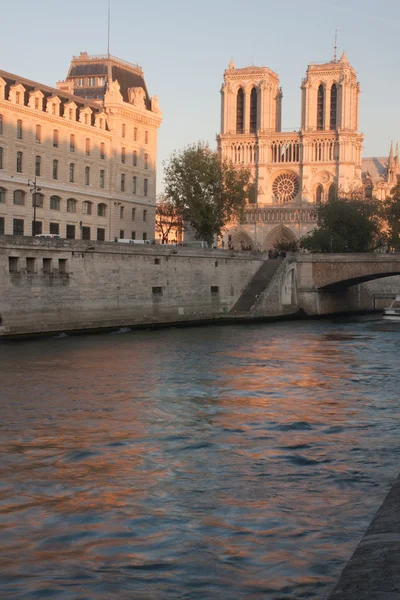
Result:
[362, 144, 399, 201]
[0, 52, 162, 240]
[218, 54, 398, 250]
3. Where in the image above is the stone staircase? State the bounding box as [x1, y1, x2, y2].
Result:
[230, 259, 282, 313]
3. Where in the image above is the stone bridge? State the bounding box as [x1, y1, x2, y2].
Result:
[280, 254, 400, 316]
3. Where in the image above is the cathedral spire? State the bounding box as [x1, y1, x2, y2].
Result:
[333, 30, 337, 62]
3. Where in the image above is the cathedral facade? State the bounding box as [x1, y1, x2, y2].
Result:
[217, 53, 397, 251]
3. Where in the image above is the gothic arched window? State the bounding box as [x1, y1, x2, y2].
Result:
[236, 88, 244, 134]
[317, 84, 324, 130]
[316, 185, 324, 203]
[328, 183, 336, 201]
[250, 87, 257, 133]
[330, 84, 337, 130]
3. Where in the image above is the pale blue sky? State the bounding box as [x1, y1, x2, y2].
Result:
[1, 0, 399, 190]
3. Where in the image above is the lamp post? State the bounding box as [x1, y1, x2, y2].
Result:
[28, 177, 41, 236]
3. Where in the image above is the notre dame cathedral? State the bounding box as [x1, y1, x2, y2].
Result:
[217, 53, 399, 250]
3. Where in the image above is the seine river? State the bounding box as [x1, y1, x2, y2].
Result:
[1, 317, 399, 599]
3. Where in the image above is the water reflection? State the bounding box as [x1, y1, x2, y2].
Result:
[0, 318, 399, 599]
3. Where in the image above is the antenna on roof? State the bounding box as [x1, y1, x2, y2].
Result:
[333, 29, 338, 62]
[107, 0, 111, 58]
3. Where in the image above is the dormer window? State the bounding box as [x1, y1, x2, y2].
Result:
[35, 98, 39, 110]
[16, 92, 21, 104]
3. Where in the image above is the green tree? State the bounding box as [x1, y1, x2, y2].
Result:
[384, 176, 400, 250]
[300, 196, 382, 252]
[163, 142, 252, 245]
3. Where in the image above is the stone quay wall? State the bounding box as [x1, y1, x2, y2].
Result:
[0, 236, 268, 337]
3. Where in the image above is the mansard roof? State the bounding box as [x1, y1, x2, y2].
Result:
[0, 68, 103, 113]
[66, 53, 151, 109]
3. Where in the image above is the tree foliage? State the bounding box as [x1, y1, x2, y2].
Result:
[155, 195, 183, 243]
[383, 176, 400, 250]
[163, 142, 252, 245]
[300, 196, 383, 252]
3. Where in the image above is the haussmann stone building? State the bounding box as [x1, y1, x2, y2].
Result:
[0, 52, 162, 241]
[218, 53, 399, 251]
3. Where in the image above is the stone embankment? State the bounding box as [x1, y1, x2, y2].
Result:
[327, 475, 400, 599]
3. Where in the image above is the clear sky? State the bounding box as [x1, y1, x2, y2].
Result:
[1, 0, 399, 191]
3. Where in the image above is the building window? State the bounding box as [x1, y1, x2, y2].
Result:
[88, 77, 96, 87]
[50, 196, 60, 211]
[16, 151, 23, 173]
[236, 88, 244, 133]
[13, 190, 25, 205]
[0, 187, 5, 203]
[120, 206, 124, 219]
[143, 209, 147, 222]
[13, 219, 24, 236]
[97, 228, 105, 241]
[17, 119, 23, 139]
[34, 98, 39, 110]
[98, 77, 105, 86]
[133, 150, 137, 166]
[0, 216, 4, 235]
[85, 166, 90, 186]
[36, 124, 41, 143]
[100, 142, 105, 159]
[67, 198, 77, 213]
[70, 134, 75, 152]
[69, 108, 73, 120]
[0, 115, 3, 134]
[84, 113, 89, 125]
[132, 176, 137, 194]
[330, 83, 337, 130]
[316, 185, 324, 203]
[121, 174, 125, 192]
[317, 84, 324, 130]
[120, 230, 124, 239]
[82, 226, 91, 240]
[66, 224, 76, 239]
[121, 147, 126, 164]
[69, 163, 75, 183]
[100, 169, 105, 188]
[143, 232, 147, 241]
[144, 153, 148, 169]
[32, 220, 42, 236]
[33, 193, 43, 208]
[328, 183, 336, 201]
[145, 131, 149, 144]
[35, 155, 41, 177]
[0, 147, 3, 169]
[132, 207, 136, 220]
[85, 138, 90, 156]
[53, 130, 59, 148]
[250, 87, 257, 133]
[133, 127, 138, 141]
[53, 159, 58, 180]
[144, 179, 148, 196]
[16, 92, 21, 104]
[52, 103, 56, 116]
[122, 123, 126, 138]
[83, 201, 92, 215]
[98, 203, 107, 217]
[50, 222, 59, 235]
[77, 78, 85, 86]
[131, 231, 136, 240]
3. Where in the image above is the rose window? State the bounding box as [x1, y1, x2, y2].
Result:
[272, 173, 299, 203]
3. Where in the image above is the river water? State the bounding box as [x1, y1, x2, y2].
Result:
[0, 317, 399, 599]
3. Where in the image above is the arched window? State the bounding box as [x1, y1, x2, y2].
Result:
[250, 87, 257, 133]
[13, 190, 25, 206]
[236, 88, 244, 134]
[330, 84, 337, 130]
[50, 196, 61, 211]
[316, 184, 324, 203]
[328, 183, 336, 201]
[97, 203, 107, 217]
[317, 84, 324, 130]
[67, 198, 77, 213]
[0, 187, 6, 203]
[82, 201, 92, 215]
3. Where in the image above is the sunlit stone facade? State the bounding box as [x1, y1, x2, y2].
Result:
[218, 53, 367, 250]
[0, 53, 162, 241]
